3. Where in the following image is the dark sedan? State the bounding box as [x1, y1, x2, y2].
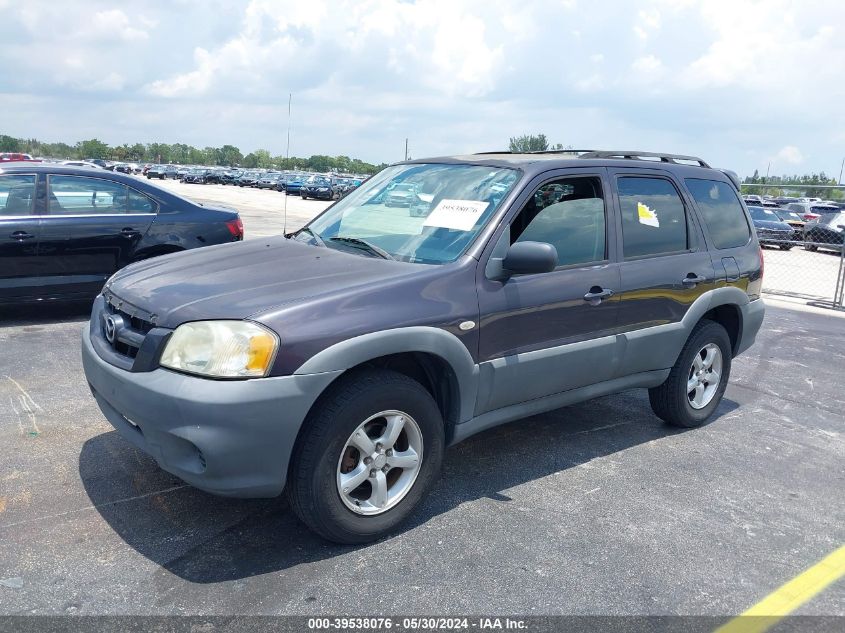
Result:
[803, 212, 845, 253]
[748, 205, 794, 250]
[183, 168, 216, 184]
[300, 176, 338, 200]
[256, 173, 282, 189]
[146, 165, 177, 180]
[0, 163, 243, 303]
[221, 170, 242, 185]
[237, 171, 260, 187]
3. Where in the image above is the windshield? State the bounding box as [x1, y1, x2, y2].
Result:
[748, 206, 780, 221]
[308, 176, 331, 185]
[303, 163, 520, 264]
[775, 210, 802, 221]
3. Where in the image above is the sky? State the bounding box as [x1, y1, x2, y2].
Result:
[0, 0, 844, 178]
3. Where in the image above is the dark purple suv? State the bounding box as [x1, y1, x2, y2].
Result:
[81, 150, 765, 543]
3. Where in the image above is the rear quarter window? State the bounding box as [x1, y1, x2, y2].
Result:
[685, 178, 751, 249]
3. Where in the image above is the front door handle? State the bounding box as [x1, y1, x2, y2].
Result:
[682, 274, 708, 288]
[10, 231, 35, 240]
[120, 227, 140, 237]
[583, 287, 614, 304]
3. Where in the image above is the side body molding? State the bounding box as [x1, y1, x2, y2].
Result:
[616, 286, 752, 376]
[294, 326, 480, 424]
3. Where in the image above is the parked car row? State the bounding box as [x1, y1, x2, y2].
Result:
[746, 204, 844, 253]
[140, 164, 366, 198]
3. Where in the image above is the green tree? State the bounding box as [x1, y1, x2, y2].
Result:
[242, 152, 258, 168]
[0, 135, 21, 152]
[218, 144, 243, 166]
[509, 134, 549, 153]
[147, 143, 171, 164]
[252, 149, 272, 169]
[76, 138, 110, 159]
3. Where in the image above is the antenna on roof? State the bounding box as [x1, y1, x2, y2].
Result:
[283, 92, 292, 236]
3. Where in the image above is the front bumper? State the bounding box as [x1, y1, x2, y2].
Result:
[81, 325, 342, 498]
[302, 189, 332, 199]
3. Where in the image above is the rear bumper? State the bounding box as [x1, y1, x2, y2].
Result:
[81, 325, 342, 498]
[736, 298, 765, 357]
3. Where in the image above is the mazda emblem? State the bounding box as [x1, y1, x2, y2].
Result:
[105, 316, 117, 343]
[103, 314, 125, 345]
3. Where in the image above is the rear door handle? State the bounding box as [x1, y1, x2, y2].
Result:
[583, 287, 614, 304]
[682, 274, 708, 288]
[10, 231, 35, 240]
[120, 227, 141, 237]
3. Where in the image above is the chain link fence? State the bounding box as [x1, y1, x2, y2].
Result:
[741, 184, 845, 310]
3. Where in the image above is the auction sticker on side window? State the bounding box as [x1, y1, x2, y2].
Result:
[423, 199, 490, 231]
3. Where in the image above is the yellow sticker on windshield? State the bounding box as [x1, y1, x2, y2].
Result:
[637, 202, 660, 227]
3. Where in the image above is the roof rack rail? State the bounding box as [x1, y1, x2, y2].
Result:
[472, 149, 596, 156]
[577, 150, 710, 168]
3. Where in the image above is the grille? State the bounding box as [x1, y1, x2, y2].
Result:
[102, 296, 154, 360]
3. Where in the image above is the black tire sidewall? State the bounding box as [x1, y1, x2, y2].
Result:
[677, 322, 732, 425]
[293, 372, 444, 542]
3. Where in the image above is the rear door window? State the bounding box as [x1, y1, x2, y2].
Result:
[0, 174, 37, 215]
[617, 176, 689, 258]
[48, 175, 130, 215]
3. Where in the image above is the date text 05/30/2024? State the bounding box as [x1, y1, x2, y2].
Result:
[307, 617, 528, 630]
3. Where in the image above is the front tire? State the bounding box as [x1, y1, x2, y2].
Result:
[287, 369, 445, 544]
[648, 320, 732, 428]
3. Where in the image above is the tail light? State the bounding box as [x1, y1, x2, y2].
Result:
[226, 217, 244, 240]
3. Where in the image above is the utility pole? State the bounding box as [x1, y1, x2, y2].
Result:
[404, 138, 409, 161]
[839, 157, 844, 185]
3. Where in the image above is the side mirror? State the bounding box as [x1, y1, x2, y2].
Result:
[501, 241, 558, 277]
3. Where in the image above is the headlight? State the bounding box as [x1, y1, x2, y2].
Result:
[160, 321, 279, 378]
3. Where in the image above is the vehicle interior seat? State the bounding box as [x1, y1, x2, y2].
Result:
[3, 187, 34, 215]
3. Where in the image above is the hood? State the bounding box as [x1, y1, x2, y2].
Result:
[753, 219, 792, 230]
[106, 237, 422, 328]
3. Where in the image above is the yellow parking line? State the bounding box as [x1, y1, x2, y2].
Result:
[715, 544, 845, 633]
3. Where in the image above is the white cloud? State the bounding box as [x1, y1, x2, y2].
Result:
[634, 8, 661, 40]
[632, 55, 663, 73]
[773, 146, 804, 165]
[89, 9, 150, 42]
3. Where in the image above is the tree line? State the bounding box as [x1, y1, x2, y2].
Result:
[0, 134, 386, 174]
[741, 170, 843, 199]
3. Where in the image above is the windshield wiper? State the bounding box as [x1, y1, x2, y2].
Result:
[290, 226, 325, 246]
[328, 236, 395, 260]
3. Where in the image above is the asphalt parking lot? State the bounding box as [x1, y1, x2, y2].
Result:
[145, 177, 332, 237]
[1, 298, 843, 616]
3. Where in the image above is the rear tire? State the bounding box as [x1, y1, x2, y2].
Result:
[779, 244, 793, 251]
[648, 320, 732, 428]
[287, 369, 444, 544]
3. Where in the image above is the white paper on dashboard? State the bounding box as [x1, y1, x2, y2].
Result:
[422, 199, 490, 231]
